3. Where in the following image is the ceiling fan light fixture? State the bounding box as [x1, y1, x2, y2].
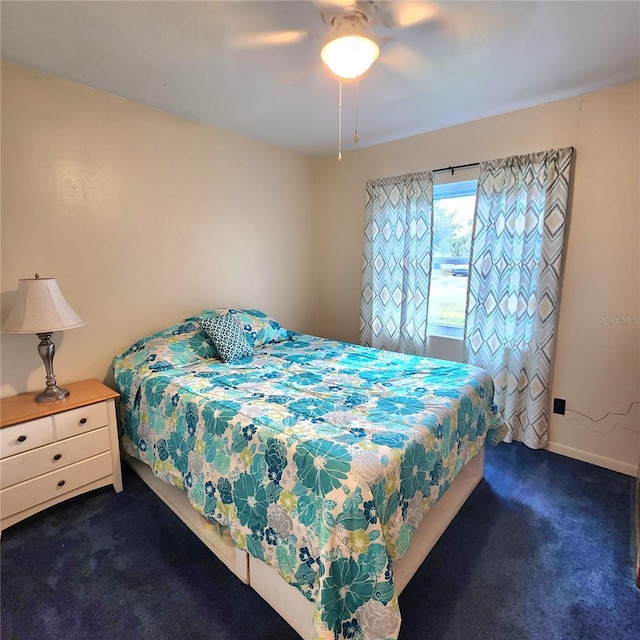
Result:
[321, 35, 379, 79]
[320, 12, 379, 79]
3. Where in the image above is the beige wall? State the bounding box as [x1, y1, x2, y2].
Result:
[312, 82, 640, 475]
[1, 62, 319, 396]
[2, 62, 638, 476]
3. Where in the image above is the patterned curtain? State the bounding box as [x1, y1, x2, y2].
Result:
[464, 148, 574, 448]
[360, 172, 433, 355]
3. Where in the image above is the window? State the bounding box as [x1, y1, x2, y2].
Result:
[427, 178, 478, 337]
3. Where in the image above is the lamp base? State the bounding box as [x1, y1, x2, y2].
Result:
[35, 332, 69, 403]
[36, 384, 70, 403]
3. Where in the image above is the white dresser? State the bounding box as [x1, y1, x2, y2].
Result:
[1, 379, 123, 530]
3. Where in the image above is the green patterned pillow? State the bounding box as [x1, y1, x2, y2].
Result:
[199, 308, 290, 349]
[198, 313, 253, 363]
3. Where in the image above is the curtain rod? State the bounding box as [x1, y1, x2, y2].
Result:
[433, 162, 480, 175]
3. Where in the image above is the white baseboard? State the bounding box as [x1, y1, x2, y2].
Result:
[547, 441, 638, 477]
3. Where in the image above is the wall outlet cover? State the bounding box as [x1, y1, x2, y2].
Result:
[553, 398, 566, 415]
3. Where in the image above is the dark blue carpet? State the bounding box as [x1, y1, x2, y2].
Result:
[1, 443, 638, 640]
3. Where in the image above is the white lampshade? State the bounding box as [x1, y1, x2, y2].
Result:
[321, 12, 380, 80]
[2, 277, 85, 334]
[321, 34, 380, 79]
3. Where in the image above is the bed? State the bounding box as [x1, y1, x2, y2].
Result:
[113, 310, 506, 640]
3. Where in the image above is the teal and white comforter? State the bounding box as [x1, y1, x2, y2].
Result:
[113, 318, 506, 640]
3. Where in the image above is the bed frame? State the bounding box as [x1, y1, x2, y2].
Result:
[125, 446, 485, 638]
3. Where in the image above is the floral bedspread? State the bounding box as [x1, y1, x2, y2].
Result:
[113, 318, 506, 640]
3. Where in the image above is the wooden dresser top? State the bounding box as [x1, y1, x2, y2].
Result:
[1, 379, 119, 428]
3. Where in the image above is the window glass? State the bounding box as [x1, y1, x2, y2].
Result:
[428, 179, 477, 334]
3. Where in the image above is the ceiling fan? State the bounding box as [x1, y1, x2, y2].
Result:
[230, 1, 443, 159]
[232, 0, 441, 78]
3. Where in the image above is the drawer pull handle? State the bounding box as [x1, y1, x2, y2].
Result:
[79, 418, 88, 425]
[57, 480, 66, 487]
[17, 435, 27, 443]
[53, 453, 62, 461]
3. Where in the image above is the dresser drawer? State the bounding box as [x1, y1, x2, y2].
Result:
[54, 401, 109, 439]
[0, 427, 111, 490]
[0, 452, 114, 519]
[0, 416, 54, 460]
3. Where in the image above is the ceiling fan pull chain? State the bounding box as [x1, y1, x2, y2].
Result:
[354, 74, 360, 144]
[338, 77, 343, 161]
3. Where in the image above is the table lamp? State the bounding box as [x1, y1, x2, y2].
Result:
[2, 274, 85, 402]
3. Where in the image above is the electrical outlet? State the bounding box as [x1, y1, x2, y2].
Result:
[553, 398, 566, 415]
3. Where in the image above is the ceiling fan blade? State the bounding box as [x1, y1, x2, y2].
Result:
[374, 1, 440, 29]
[231, 29, 311, 49]
[377, 40, 427, 76]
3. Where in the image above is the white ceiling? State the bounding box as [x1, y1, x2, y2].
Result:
[2, 1, 639, 157]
